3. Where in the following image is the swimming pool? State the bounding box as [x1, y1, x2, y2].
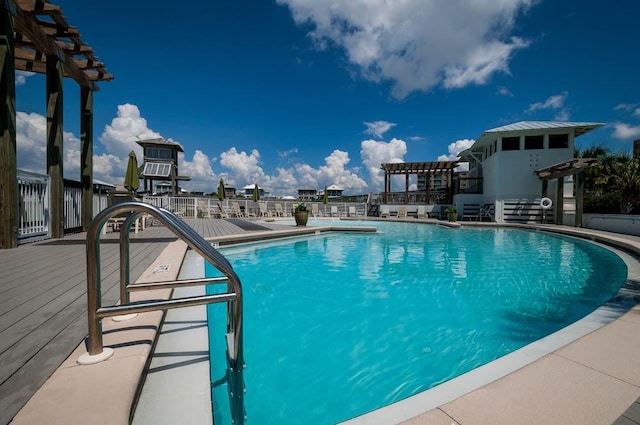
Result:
[206, 222, 627, 424]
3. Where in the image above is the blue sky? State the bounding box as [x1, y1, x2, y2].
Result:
[14, 0, 640, 195]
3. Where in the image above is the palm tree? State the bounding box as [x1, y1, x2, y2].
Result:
[611, 154, 640, 213]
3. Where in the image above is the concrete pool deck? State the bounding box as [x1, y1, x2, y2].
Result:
[6, 218, 640, 425]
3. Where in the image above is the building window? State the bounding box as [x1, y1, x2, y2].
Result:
[524, 135, 544, 150]
[502, 136, 520, 151]
[146, 147, 173, 160]
[549, 134, 569, 149]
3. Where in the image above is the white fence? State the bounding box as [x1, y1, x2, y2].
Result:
[18, 170, 49, 242]
[142, 196, 368, 219]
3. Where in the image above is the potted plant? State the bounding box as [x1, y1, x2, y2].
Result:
[444, 206, 458, 222]
[294, 203, 309, 226]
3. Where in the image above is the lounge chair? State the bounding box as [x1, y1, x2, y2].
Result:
[330, 206, 338, 217]
[416, 205, 427, 219]
[348, 206, 357, 217]
[397, 206, 408, 218]
[217, 201, 230, 218]
[380, 206, 390, 218]
[274, 203, 284, 217]
[311, 203, 323, 217]
[231, 202, 244, 217]
[258, 202, 271, 217]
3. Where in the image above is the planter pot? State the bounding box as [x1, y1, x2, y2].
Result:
[294, 210, 309, 226]
[447, 212, 457, 222]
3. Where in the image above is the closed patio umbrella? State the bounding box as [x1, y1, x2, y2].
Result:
[322, 186, 329, 204]
[218, 178, 226, 201]
[253, 183, 260, 202]
[124, 151, 139, 193]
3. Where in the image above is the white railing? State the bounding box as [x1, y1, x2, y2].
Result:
[63, 181, 83, 233]
[17, 170, 50, 242]
[142, 196, 369, 219]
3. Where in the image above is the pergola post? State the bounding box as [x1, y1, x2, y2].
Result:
[80, 86, 93, 231]
[555, 176, 564, 225]
[46, 55, 64, 238]
[404, 173, 409, 204]
[541, 180, 548, 198]
[0, 2, 18, 249]
[383, 171, 388, 204]
[575, 170, 585, 228]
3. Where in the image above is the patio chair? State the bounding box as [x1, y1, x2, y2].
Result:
[479, 203, 494, 221]
[311, 203, 323, 217]
[380, 205, 390, 218]
[330, 206, 338, 217]
[274, 203, 284, 217]
[348, 206, 357, 217]
[397, 206, 408, 218]
[416, 205, 427, 219]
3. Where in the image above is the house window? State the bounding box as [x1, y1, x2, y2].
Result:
[524, 135, 544, 150]
[549, 134, 569, 149]
[502, 136, 520, 151]
[146, 147, 173, 160]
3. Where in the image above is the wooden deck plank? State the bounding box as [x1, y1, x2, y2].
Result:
[0, 217, 286, 425]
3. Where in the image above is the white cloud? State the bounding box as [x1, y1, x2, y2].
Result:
[99, 103, 162, 160]
[360, 137, 407, 188]
[497, 86, 513, 97]
[295, 150, 368, 192]
[526, 91, 568, 113]
[363, 120, 396, 138]
[612, 123, 640, 140]
[277, 0, 533, 98]
[15, 71, 36, 86]
[437, 139, 475, 171]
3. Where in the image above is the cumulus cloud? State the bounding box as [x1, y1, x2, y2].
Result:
[437, 139, 475, 171]
[296, 150, 367, 192]
[363, 120, 396, 138]
[277, 0, 533, 98]
[611, 123, 640, 140]
[99, 103, 162, 160]
[360, 137, 407, 188]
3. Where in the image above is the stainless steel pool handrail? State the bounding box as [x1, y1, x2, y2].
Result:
[82, 201, 245, 424]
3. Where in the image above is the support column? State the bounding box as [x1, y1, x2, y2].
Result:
[47, 55, 64, 238]
[575, 170, 584, 228]
[0, 2, 17, 248]
[383, 172, 388, 204]
[555, 176, 564, 225]
[404, 173, 409, 204]
[80, 87, 93, 231]
[541, 180, 548, 198]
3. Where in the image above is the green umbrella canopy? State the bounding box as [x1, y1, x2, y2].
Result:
[124, 151, 140, 192]
[253, 183, 260, 202]
[322, 186, 329, 204]
[218, 178, 225, 201]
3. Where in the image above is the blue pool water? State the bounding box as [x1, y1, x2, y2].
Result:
[206, 222, 627, 424]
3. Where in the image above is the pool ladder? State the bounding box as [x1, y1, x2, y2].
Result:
[79, 201, 245, 425]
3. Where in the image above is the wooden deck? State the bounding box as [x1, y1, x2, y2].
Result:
[0, 218, 289, 425]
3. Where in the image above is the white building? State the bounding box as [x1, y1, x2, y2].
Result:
[457, 121, 603, 224]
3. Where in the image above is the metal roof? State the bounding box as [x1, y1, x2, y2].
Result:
[136, 138, 184, 152]
[463, 121, 604, 155]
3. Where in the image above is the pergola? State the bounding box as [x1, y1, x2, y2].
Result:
[380, 161, 458, 204]
[534, 158, 598, 227]
[1, 0, 112, 248]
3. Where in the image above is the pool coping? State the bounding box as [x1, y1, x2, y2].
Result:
[11, 222, 640, 425]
